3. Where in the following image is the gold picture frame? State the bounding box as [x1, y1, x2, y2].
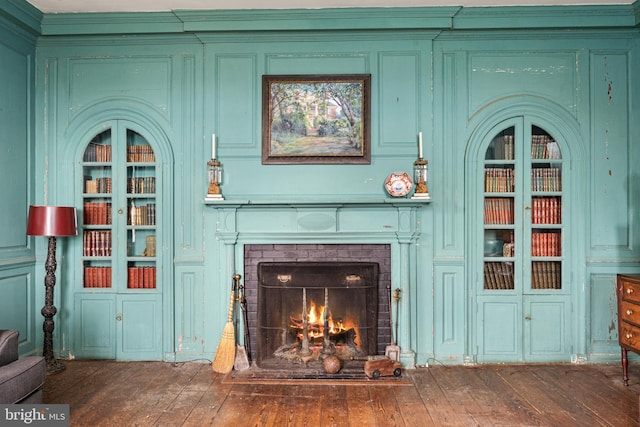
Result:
[262, 74, 371, 164]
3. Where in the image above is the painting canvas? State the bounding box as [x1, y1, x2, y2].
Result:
[262, 74, 371, 164]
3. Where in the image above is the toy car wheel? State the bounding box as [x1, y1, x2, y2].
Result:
[393, 368, 402, 377]
[372, 370, 381, 379]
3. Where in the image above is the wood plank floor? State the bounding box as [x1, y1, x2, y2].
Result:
[43, 360, 640, 426]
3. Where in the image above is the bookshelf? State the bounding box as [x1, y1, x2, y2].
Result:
[482, 125, 563, 291]
[81, 129, 158, 290]
[75, 122, 163, 360]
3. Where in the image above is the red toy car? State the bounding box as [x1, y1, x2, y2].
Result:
[364, 357, 403, 379]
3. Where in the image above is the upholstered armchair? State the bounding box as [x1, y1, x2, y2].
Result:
[0, 330, 46, 403]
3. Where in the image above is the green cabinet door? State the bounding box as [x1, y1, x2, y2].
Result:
[475, 116, 571, 362]
[72, 120, 163, 360]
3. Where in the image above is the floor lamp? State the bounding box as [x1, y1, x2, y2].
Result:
[26, 205, 77, 374]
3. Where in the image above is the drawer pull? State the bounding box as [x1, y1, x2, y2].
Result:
[627, 287, 634, 294]
[626, 333, 633, 339]
[627, 309, 634, 316]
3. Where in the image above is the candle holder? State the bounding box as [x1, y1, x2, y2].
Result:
[411, 158, 431, 200]
[206, 158, 224, 201]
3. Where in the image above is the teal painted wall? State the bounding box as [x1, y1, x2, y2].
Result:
[0, 0, 40, 356]
[2, 1, 639, 364]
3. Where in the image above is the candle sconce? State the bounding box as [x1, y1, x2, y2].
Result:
[411, 157, 430, 200]
[206, 158, 224, 201]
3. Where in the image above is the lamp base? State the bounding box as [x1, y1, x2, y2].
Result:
[45, 358, 66, 375]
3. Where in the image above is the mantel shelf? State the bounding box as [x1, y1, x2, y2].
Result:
[203, 196, 431, 208]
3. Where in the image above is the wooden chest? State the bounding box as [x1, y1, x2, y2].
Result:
[616, 274, 640, 385]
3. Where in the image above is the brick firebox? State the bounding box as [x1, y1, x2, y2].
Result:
[243, 244, 392, 365]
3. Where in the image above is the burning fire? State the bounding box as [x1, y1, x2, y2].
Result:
[290, 300, 359, 346]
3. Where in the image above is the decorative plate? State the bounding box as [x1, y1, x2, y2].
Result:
[384, 172, 413, 197]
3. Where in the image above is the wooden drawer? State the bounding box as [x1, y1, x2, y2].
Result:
[619, 277, 640, 304]
[619, 322, 640, 351]
[619, 300, 640, 326]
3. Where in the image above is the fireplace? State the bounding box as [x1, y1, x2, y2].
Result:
[243, 244, 392, 375]
[256, 261, 378, 368]
[206, 199, 427, 371]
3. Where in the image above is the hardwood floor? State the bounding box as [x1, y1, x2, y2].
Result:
[43, 360, 640, 426]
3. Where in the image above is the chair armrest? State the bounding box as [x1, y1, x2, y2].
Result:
[0, 356, 45, 404]
[0, 331, 19, 367]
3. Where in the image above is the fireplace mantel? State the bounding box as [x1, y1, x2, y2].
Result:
[205, 197, 430, 369]
[204, 197, 430, 208]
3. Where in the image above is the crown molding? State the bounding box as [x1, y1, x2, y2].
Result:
[0, 0, 42, 37]
[453, 5, 637, 29]
[36, 5, 640, 37]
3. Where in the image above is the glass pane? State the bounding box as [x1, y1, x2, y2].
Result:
[83, 129, 112, 162]
[485, 127, 515, 160]
[531, 229, 561, 257]
[126, 129, 155, 162]
[531, 261, 561, 290]
[532, 197, 561, 224]
[531, 165, 562, 191]
[484, 262, 515, 290]
[485, 166, 515, 193]
[484, 197, 514, 225]
[531, 126, 561, 160]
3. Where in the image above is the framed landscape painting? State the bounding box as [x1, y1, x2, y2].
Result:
[262, 74, 371, 164]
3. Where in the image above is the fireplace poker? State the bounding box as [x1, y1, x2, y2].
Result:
[237, 274, 252, 364]
[233, 274, 250, 371]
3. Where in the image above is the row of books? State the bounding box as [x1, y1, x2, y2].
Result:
[127, 145, 155, 162]
[531, 168, 562, 191]
[487, 135, 515, 160]
[484, 198, 514, 224]
[83, 143, 155, 162]
[85, 177, 112, 194]
[83, 202, 112, 225]
[83, 142, 112, 162]
[531, 135, 561, 160]
[127, 267, 157, 289]
[83, 266, 159, 289]
[83, 231, 112, 257]
[531, 262, 561, 289]
[484, 168, 515, 192]
[84, 266, 112, 288]
[532, 197, 561, 224]
[531, 232, 561, 257]
[129, 203, 156, 226]
[484, 262, 515, 290]
[128, 177, 156, 194]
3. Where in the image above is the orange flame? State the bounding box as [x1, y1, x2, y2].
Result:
[293, 300, 359, 345]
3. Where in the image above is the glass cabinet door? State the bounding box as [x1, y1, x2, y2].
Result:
[482, 124, 563, 292]
[483, 126, 516, 290]
[529, 126, 562, 290]
[81, 126, 158, 291]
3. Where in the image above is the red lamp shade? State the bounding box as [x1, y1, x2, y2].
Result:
[26, 206, 78, 237]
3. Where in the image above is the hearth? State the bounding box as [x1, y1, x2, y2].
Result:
[256, 262, 378, 369]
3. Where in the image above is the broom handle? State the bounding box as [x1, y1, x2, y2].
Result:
[226, 282, 235, 323]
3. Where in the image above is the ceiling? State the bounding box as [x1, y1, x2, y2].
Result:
[25, 0, 635, 14]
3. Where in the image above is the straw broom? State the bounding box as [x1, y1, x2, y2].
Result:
[212, 280, 236, 374]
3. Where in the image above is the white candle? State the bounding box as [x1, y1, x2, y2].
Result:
[211, 133, 216, 159]
[418, 132, 423, 158]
